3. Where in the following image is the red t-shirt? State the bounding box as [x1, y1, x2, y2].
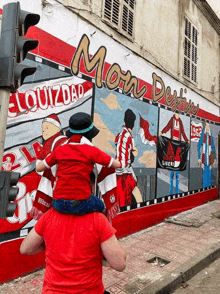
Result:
[43, 135, 113, 200]
[35, 209, 116, 294]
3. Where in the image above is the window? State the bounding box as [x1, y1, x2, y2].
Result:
[103, 0, 135, 39]
[184, 17, 198, 83]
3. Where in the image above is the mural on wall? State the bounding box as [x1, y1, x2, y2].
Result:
[1, 75, 94, 234]
[0, 31, 218, 228]
[93, 87, 158, 209]
[189, 119, 218, 191]
[0, 0, 219, 283]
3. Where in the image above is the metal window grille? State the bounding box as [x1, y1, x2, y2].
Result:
[103, 0, 135, 38]
[184, 17, 198, 83]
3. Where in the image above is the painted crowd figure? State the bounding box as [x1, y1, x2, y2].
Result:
[197, 121, 216, 188]
[115, 109, 143, 207]
[160, 113, 190, 195]
[30, 114, 67, 220]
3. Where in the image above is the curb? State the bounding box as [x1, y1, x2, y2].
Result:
[137, 241, 220, 294]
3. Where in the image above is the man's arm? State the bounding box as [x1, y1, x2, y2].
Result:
[180, 120, 189, 142]
[161, 117, 172, 135]
[101, 234, 127, 272]
[20, 227, 45, 255]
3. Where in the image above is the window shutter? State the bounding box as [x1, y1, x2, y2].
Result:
[184, 17, 198, 83]
[104, 0, 120, 26]
[103, 0, 135, 39]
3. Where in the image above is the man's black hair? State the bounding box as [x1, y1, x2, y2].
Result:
[124, 109, 136, 129]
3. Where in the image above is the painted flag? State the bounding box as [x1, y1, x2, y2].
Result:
[138, 114, 157, 146]
[191, 121, 203, 142]
[157, 136, 189, 171]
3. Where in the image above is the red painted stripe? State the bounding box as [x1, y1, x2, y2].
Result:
[113, 188, 218, 238]
[197, 108, 220, 123]
[0, 238, 45, 283]
[25, 27, 75, 67]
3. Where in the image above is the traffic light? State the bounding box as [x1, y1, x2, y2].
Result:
[0, 171, 20, 219]
[0, 1, 40, 92]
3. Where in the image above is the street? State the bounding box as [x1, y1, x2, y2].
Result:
[173, 257, 220, 294]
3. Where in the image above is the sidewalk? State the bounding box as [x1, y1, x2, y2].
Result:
[1, 199, 220, 294]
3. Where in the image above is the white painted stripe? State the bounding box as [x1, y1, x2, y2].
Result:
[38, 176, 53, 197]
[98, 173, 117, 195]
[96, 163, 102, 174]
[58, 65, 65, 71]
[35, 56, 42, 63]
[20, 229, 28, 237]
[22, 219, 37, 229]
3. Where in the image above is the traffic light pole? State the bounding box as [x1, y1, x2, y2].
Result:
[0, 2, 40, 219]
[0, 88, 10, 169]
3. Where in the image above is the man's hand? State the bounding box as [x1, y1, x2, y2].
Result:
[198, 159, 202, 168]
[132, 147, 138, 157]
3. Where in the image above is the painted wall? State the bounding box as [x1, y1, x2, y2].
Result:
[0, 0, 219, 283]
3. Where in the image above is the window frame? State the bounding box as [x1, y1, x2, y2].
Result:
[183, 16, 198, 85]
[102, 0, 135, 41]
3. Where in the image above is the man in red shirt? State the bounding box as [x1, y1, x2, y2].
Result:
[20, 209, 127, 293]
[36, 112, 121, 215]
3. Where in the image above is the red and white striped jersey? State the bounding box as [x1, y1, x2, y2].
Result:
[115, 126, 136, 168]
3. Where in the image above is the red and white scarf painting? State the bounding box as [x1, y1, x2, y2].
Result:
[138, 114, 157, 146]
[30, 132, 68, 220]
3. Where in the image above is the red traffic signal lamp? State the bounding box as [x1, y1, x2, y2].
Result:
[0, 1, 40, 92]
[0, 171, 20, 219]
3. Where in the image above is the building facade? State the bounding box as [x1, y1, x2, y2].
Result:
[0, 0, 219, 282]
